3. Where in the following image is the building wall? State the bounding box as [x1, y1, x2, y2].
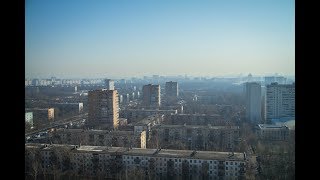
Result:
[25, 112, 33, 127]
[25, 144, 247, 179]
[105, 79, 115, 90]
[122, 109, 176, 123]
[88, 89, 119, 129]
[142, 84, 161, 107]
[164, 114, 224, 126]
[165, 81, 178, 104]
[256, 125, 289, 141]
[266, 83, 295, 121]
[245, 82, 262, 123]
[48, 108, 55, 121]
[152, 125, 240, 151]
[51, 129, 146, 148]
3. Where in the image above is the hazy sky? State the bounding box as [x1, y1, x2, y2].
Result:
[26, 0, 294, 79]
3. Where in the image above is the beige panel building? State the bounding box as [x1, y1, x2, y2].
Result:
[88, 89, 119, 129]
[25, 143, 247, 179]
[142, 84, 161, 107]
[48, 108, 54, 121]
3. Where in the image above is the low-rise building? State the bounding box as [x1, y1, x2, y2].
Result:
[151, 125, 240, 151]
[121, 109, 177, 123]
[164, 114, 224, 126]
[25, 143, 247, 179]
[255, 124, 289, 141]
[131, 114, 164, 140]
[25, 112, 33, 127]
[50, 128, 146, 148]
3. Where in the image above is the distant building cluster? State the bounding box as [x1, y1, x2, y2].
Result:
[25, 108, 55, 124]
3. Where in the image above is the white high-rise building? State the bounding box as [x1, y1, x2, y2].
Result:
[266, 83, 295, 122]
[245, 82, 262, 123]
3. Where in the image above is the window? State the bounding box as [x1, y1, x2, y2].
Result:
[226, 162, 228, 165]
[194, 160, 196, 163]
[230, 162, 233, 165]
[226, 167, 228, 170]
[210, 161, 212, 164]
[175, 159, 177, 162]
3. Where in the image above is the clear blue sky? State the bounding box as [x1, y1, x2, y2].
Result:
[26, 0, 294, 79]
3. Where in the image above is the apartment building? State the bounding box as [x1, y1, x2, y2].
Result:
[51, 128, 146, 148]
[256, 124, 289, 141]
[25, 143, 247, 180]
[151, 125, 240, 151]
[88, 89, 119, 129]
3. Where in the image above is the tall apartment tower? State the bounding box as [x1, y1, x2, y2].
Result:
[88, 89, 119, 129]
[142, 84, 161, 107]
[165, 81, 178, 97]
[104, 79, 115, 90]
[266, 83, 295, 122]
[245, 82, 262, 123]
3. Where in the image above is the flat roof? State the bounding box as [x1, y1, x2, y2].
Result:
[126, 109, 177, 112]
[133, 115, 160, 126]
[25, 144, 245, 161]
[171, 114, 220, 116]
[154, 124, 239, 130]
[56, 128, 134, 135]
[257, 124, 288, 129]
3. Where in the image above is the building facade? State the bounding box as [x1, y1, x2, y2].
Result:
[266, 83, 295, 122]
[88, 89, 119, 129]
[165, 81, 178, 104]
[163, 114, 224, 126]
[51, 128, 146, 148]
[104, 79, 115, 90]
[255, 124, 289, 141]
[121, 109, 177, 123]
[25, 143, 247, 180]
[245, 82, 262, 123]
[48, 108, 55, 121]
[151, 125, 240, 151]
[25, 112, 33, 127]
[142, 84, 161, 107]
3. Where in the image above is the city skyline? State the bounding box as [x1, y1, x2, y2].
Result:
[26, 0, 294, 79]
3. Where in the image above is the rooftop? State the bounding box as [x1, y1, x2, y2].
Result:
[257, 124, 288, 130]
[25, 143, 245, 161]
[154, 124, 239, 130]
